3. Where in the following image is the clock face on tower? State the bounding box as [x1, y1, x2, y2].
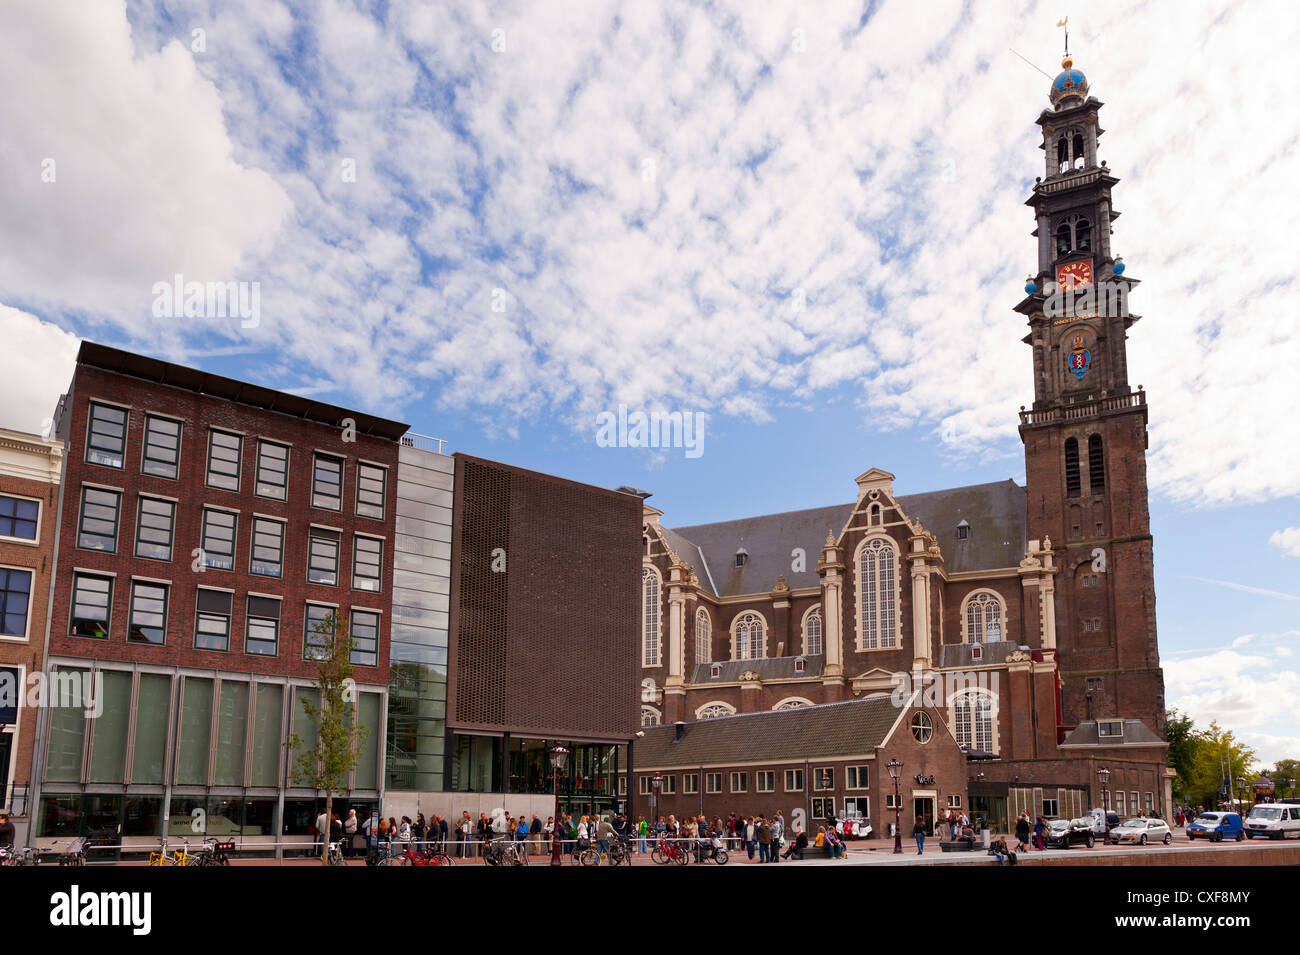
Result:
[1056, 260, 1093, 290]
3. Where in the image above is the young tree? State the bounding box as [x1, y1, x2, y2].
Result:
[1187, 722, 1256, 809]
[1165, 708, 1198, 801]
[286, 610, 369, 864]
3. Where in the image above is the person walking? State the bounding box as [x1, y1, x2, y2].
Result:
[745, 816, 756, 860]
[529, 814, 543, 855]
[597, 815, 617, 864]
[1015, 812, 1031, 852]
[757, 815, 772, 863]
[772, 811, 785, 863]
[1033, 816, 1046, 851]
[913, 815, 926, 855]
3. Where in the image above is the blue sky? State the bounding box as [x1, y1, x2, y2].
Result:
[1, 0, 1296, 764]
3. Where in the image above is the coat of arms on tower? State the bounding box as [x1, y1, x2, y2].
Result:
[1068, 335, 1091, 379]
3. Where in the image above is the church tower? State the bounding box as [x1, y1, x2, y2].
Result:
[1015, 42, 1166, 738]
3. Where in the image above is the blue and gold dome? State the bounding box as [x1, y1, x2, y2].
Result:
[1049, 55, 1088, 106]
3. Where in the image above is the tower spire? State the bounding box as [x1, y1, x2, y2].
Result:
[1057, 16, 1069, 58]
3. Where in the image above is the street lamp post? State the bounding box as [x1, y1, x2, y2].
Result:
[1097, 766, 1112, 845]
[887, 757, 903, 855]
[1235, 775, 1247, 810]
[1289, 778, 1297, 798]
[548, 745, 568, 866]
[651, 772, 662, 844]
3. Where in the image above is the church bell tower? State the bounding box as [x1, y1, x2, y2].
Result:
[1015, 41, 1166, 738]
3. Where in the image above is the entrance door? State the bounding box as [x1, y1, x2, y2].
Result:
[913, 796, 935, 836]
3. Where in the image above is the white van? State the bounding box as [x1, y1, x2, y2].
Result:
[1244, 803, 1300, 839]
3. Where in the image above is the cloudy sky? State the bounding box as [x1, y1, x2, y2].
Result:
[1, 0, 1297, 765]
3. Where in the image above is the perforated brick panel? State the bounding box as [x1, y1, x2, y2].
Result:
[454, 460, 511, 725]
[449, 454, 640, 739]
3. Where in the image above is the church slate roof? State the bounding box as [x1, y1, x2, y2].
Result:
[635, 695, 903, 769]
[1060, 720, 1166, 747]
[665, 479, 1027, 597]
[688, 655, 825, 684]
[938, 641, 1023, 669]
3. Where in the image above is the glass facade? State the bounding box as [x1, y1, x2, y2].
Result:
[386, 445, 452, 792]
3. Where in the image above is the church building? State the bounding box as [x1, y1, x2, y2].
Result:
[632, 47, 1173, 834]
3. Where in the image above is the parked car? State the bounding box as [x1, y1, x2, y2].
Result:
[1043, 818, 1095, 849]
[1187, 812, 1244, 842]
[1082, 808, 1121, 834]
[1245, 804, 1300, 840]
[1112, 817, 1172, 845]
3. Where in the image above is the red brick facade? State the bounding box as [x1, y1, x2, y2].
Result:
[49, 359, 401, 686]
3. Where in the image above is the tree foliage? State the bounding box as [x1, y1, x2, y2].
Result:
[1165, 709, 1260, 808]
[286, 610, 368, 863]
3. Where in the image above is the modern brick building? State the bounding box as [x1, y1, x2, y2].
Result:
[635, 51, 1171, 834]
[0, 427, 63, 844]
[31, 342, 405, 850]
[386, 453, 642, 823]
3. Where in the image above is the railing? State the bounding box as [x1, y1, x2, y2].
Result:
[400, 432, 449, 455]
[1019, 388, 1145, 426]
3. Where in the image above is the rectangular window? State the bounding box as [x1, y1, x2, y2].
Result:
[245, 595, 281, 656]
[303, 603, 332, 661]
[312, 453, 343, 510]
[885, 793, 900, 809]
[618, 777, 627, 796]
[0, 568, 33, 638]
[77, 487, 121, 551]
[706, 772, 723, 794]
[661, 774, 676, 795]
[132, 673, 171, 783]
[1098, 720, 1124, 739]
[89, 669, 132, 783]
[255, 440, 289, 500]
[355, 463, 387, 519]
[206, 430, 243, 491]
[683, 773, 699, 794]
[814, 767, 834, 790]
[1082, 573, 1099, 587]
[307, 528, 340, 585]
[1115, 791, 1126, 816]
[127, 580, 168, 645]
[353, 536, 382, 592]
[730, 772, 747, 793]
[194, 588, 233, 651]
[134, 497, 175, 561]
[0, 495, 39, 541]
[214, 680, 249, 787]
[177, 677, 213, 786]
[1144, 792, 1153, 812]
[812, 797, 835, 819]
[785, 769, 804, 792]
[200, 509, 237, 570]
[70, 573, 113, 638]
[350, 609, 380, 667]
[757, 770, 775, 793]
[639, 777, 652, 796]
[141, 415, 181, 479]
[251, 684, 283, 787]
[947, 795, 962, 808]
[86, 402, 127, 468]
[250, 517, 284, 578]
[1043, 798, 1059, 817]
[847, 766, 869, 789]
[1130, 791, 1138, 815]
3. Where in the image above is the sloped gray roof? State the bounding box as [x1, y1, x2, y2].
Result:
[689, 655, 824, 684]
[636, 695, 902, 768]
[1060, 719, 1166, 747]
[939, 641, 1022, 669]
[666, 480, 1026, 597]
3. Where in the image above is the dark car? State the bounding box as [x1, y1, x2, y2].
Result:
[1043, 818, 1095, 849]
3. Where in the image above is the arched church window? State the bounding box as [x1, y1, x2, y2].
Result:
[1076, 217, 1092, 252]
[856, 537, 898, 650]
[964, 591, 1004, 643]
[952, 690, 997, 754]
[732, 611, 766, 661]
[695, 607, 711, 665]
[642, 566, 661, 666]
[1056, 222, 1072, 258]
[1088, 434, 1106, 494]
[803, 607, 823, 656]
[641, 706, 661, 727]
[1072, 132, 1086, 168]
[1065, 438, 1081, 498]
[696, 702, 736, 720]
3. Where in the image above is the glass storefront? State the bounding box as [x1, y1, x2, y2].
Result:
[451, 733, 622, 816]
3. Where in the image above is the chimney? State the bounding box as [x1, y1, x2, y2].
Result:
[673, 721, 686, 743]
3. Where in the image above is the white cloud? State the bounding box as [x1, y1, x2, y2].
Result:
[0, 306, 80, 433]
[0, 0, 1297, 506]
[1270, 528, 1300, 558]
[1183, 576, 1299, 601]
[1166, 643, 1300, 767]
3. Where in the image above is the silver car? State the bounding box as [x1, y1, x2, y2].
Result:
[1113, 817, 1172, 845]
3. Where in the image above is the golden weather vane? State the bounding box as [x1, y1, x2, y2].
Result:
[1057, 16, 1069, 57]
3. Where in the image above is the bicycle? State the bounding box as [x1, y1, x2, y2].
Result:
[651, 838, 690, 865]
[57, 838, 87, 866]
[0, 846, 40, 866]
[190, 837, 235, 867]
[580, 836, 632, 867]
[327, 840, 347, 866]
[484, 836, 529, 866]
[398, 843, 455, 866]
[147, 838, 192, 866]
